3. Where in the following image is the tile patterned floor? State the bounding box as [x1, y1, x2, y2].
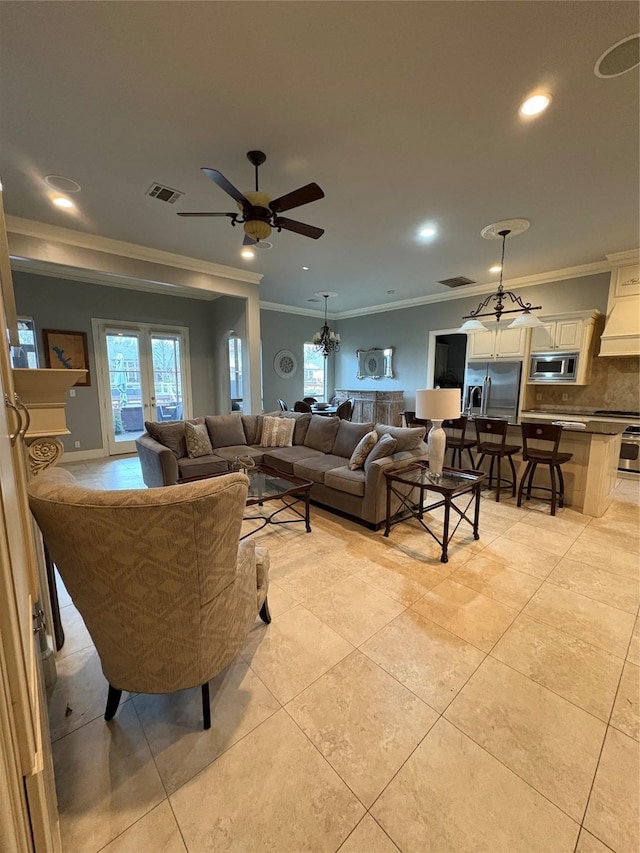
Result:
[50, 455, 640, 852]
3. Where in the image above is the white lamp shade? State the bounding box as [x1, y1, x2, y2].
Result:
[508, 310, 544, 329]
[458, 318, 489, 333]
[415, 388, 461, 421]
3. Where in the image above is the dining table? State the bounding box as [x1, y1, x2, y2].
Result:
[311, 405, 339, 416]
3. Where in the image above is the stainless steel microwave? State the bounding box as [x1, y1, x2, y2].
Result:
[529, 351, 579, 382]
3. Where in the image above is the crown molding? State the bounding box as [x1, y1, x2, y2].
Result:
[605, 248, 640, 266]
[6, 216, 263, 285]
[259, 300, 336, 320]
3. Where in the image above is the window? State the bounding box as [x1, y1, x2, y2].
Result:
[11, 317, 38, 368]
[228, 334, 243, 410]
[303, 343, 326, 398]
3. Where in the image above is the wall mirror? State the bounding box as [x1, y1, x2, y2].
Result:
[356, 347, 394, 380]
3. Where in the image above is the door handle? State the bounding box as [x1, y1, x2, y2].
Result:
[14, 394, 31, 439]
[4, 393, 21, 445]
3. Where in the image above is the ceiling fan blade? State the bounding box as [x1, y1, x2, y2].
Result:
[177, 211, 238, 218]
[269, 182, 324, 214]
[243, 234, 257, 246]
[275, 217, 324, 239]
[201, 168, 251, 207]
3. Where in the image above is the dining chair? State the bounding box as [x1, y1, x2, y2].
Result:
[293, 400, 312, 413]
[336, 398, 354, 420]
[277, 399, 288, 411]
[302, 397, 317, 405]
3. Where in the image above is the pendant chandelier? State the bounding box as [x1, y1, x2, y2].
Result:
[459, 221, 543, 333]
[312, 292, 341, 357]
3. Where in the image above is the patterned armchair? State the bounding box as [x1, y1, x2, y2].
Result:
[28, 468, 270, 729]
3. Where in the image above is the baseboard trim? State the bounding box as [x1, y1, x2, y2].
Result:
[61, 448, 107, 462]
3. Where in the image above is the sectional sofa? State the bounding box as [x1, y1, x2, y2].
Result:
[135, 411, 428, 527]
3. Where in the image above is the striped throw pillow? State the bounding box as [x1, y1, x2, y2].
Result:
[260, 416, 295, 448]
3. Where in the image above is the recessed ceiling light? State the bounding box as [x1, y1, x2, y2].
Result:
[519, 94, 551, 116]
[241, 248, 255, 260]
[490, 265, 502, 273]
[418, 226, 436, 238]
[595, 33, 640, 78]
[52, 196, 74, 209]
[302, 266, 310, 271]
[44, 175, 81, 193]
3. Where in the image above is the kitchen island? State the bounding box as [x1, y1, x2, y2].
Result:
[514, 416, 626, 517]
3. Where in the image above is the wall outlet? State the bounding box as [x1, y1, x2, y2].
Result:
[69, 389, 76, 397]
[562, 393, 569, 401]
[536, 393, 542, 401]
[74, 441, 81, 448]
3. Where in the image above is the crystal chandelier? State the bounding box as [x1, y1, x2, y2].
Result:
[313, 292, 341, 357]
[459, 222, 543, 333]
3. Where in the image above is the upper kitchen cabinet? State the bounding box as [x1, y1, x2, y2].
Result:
[467, 325, 529, 360]
[530, 313, 599, 352]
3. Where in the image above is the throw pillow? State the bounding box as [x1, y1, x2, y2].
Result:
[303, 414, 340, 453]
[375, 424, 426, 452]
[260, 415, 295, 447]
[185, 421, 213, 458]
[364, 433, 398, 474]
[205, 414, 247, 448]
[145, 417, 204, 459]
[279, 411, 312, 445]
[333, 420, 375, 458]
[348, 430, 378, 470]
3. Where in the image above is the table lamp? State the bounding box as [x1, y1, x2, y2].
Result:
[415, 388, 462, 477]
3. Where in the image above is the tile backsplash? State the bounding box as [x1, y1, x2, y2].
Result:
[524, 355, 640, 413]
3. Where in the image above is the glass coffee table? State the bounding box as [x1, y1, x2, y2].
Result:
[241, 464, 313, 539]
[384, 462, 486, 563]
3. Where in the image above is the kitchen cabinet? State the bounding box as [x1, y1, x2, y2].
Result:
[467, 325, 529, 360]
[600, 253, 640, 357]
[531, 317, 585, 351]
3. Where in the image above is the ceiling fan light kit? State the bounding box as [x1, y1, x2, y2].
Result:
[178, 150, 325, 245]
[459, 219, 543, 333]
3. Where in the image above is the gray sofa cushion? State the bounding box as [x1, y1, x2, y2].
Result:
[364, 434, 398, 473]
[304, 415, 340, 453]
[261, 446, 324, 475]
[293, 453, 349, 484]
[205, 415, 247, 448]
[279, 411, 312, 445]
[241, 414, 263, 446]
[375, 423, 426, 452]
[145, 417, 204, 459]
[332, 420, 374, 458]
[324, 466, 366, 497]
[177, 455, 229, 479]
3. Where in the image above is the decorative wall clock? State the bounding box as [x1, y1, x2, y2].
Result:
[273, 350, 297, 379]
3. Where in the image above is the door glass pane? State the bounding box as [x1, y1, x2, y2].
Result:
[151, 335, 182, 421]
[228, 335, 243, 411]
[303, 343, 326, 398]
[106, 333, 144, 441]
[11, 318, 38, 368]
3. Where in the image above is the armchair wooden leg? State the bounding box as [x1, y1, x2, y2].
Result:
[104, 685, 122, 721]
[202, 682, 211, 730]
[259, 598, 271, 624]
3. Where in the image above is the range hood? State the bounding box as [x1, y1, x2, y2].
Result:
[599, 258, 640, 357]
[599, 301, 640, 357]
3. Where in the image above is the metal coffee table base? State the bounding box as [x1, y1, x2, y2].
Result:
[243, 493, 311, 539]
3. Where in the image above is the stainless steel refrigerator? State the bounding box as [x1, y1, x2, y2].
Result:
[464, 361, 522, 420]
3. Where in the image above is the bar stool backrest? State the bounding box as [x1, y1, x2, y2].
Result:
[521, 422, 563, 461]
[443, 415, 468, 444]
[403, 410, 429, 427]
[474, 417, 509, 448]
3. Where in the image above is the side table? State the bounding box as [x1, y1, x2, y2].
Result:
[384, 462, 486, 563]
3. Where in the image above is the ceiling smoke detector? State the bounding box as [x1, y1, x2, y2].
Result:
[595, 33, 639, 78]
[147, 183, 184, 204]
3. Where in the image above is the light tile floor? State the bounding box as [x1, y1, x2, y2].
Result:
[50, 455, 639, 852]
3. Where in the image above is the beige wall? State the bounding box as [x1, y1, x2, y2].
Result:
[524, 355, 640, 413]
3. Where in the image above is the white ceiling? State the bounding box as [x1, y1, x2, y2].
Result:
[0, 1, 638, 314]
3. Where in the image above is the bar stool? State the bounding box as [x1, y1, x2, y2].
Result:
[517, 423, 573, 516]
[474, 418, 521, 502]
[444, 416, 476, 469]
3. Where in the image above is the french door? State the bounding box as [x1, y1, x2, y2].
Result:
[94, 321, 190, 456]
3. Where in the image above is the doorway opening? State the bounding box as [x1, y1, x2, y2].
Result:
[433, 333, 467, 390]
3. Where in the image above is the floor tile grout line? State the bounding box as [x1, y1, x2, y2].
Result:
[543, 576, 640, 617]
[571, 611, 640, 851]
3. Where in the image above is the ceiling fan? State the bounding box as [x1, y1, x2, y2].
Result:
[178, 150, 325, 245]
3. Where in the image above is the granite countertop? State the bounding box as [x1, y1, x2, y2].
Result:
[561, 421, 628, 435]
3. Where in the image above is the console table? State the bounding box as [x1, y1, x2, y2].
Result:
[335, 389, 404, 426]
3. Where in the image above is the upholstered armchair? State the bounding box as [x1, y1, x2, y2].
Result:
[28, 468, 270, 729]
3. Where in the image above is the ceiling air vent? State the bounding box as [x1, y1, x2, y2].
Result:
[438, 276, 476, 288]
[146, 183, 184, 204]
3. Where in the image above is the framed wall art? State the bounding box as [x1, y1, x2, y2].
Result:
[273, 349, 297, 379]
[43, 329, 91, 386]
